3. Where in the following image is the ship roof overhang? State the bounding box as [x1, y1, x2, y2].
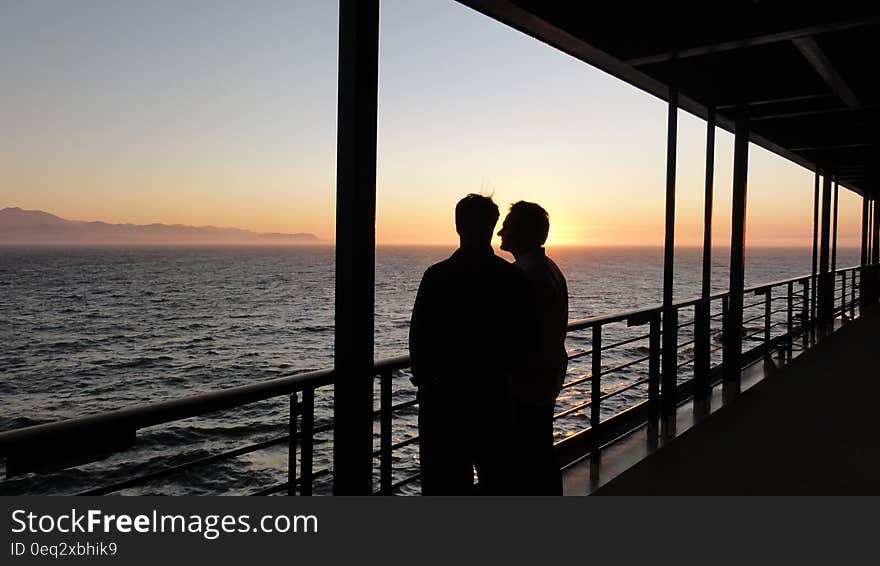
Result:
[459, 0, 880, 197]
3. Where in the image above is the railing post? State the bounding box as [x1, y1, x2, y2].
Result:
[591, 325, 602, 457]
[801, 280, 810, 348]
[763, 288, 772, 357]
[300, 388, 314, 496]
[379, 370, 392, 494]
[850, 269, 856, 318]
[693, 300, 711, 401]
[661, 307, 679, 435]
[723, 115, 748, 398]
[288, 392, 300, 496]
[333, 0, 380, 495]
[648, 313, 661, 434]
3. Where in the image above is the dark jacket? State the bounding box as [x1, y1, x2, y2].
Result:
[409, 245, 536, 398]
[512, 248, 569, 406]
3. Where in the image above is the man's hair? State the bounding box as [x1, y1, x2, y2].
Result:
[455, 194, 500, 240]
[508, 201, 550, 246]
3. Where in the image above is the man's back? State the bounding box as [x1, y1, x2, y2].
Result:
[410, 245, 533, 395]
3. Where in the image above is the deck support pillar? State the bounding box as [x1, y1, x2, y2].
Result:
[817, 173, 834, 326]
[831, 177, 839, 275]
[333, 0, 380, 495]
[873, 197, 880, 265]
[722, 115, 748, 398]
[810, 171, 819, 330]
[694, 107, 715, 410]
[660, 88, 678, 437]
[859, 195, 869, 309]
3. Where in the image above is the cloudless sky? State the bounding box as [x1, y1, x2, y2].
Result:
[0, 0, 864, 246]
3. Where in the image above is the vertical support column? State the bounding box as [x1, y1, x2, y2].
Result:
[723, 115, 748, 396]
[817, 173, 834, 325]
[333, 0, 380, 495]
[873, 197, 880, 265]
[859, 195, 871, 311]
[872, 198, 880, 306]
[861, 196, 870, 268]
[810, 171, 819, 325]
[694, 107, 715, 404]
[831, 177, 839, 275]
[661, 88, 678, 435]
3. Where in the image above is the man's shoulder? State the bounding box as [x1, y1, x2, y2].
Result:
[419, 256, 456, 285]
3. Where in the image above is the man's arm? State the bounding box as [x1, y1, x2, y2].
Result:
[409, 267, 436, 386]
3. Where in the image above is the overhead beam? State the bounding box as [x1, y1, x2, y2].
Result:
[625, 17, 880, 66]
[750, 106, 877, 122]
[790, 143, 872, 152]
[716, 93, 833, 111]
[792, 36, 861, 108]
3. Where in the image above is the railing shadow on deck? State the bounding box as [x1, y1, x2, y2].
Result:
[0, 265, 868, 496]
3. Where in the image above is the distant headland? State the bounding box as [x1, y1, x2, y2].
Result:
[0, 207, 321, 245]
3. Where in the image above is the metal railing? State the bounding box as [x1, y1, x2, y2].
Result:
[0, 266, 866, 495]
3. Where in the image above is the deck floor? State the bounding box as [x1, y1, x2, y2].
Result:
[562, 304, 880, 495]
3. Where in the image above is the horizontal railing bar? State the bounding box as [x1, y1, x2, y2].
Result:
[0, 372, 335, 451]
[371, 398, 418, 418]
[568, 304, 663, 331]
[598, 377, 651, 402]
[560, 373, 593, 390]
[372, 436, 419, 457]
[78, 434, 293, 496]
[376, 472, 421, 495]
[554, 400, 592, 421]
[600, 332, 652, 352]
[567, 348, 594, 361]
[249, 467, 333, 496]
[600, 355, 651, 378]
[743, 313, 767, 325]
[567, 332, 651, 362]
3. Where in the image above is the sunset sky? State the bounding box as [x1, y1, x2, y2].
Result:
[0, 0, 865, 247]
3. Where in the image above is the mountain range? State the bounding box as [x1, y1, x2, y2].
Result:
[0, 207, 320, 245]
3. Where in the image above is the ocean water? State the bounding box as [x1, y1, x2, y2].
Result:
[0, 245, 860, 495]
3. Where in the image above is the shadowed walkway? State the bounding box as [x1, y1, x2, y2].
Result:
[594, 305, 880, 495]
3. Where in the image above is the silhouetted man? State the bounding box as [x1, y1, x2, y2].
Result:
[410, 194, 533, 495]
[498, 201, 568, 495]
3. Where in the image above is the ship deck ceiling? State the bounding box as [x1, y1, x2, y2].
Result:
[589, 304, 880, 495]
[460, 1, 880, 197]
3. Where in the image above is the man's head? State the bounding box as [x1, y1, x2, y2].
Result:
[455, 194, 500, 246]
[498, 201, 550, 256]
